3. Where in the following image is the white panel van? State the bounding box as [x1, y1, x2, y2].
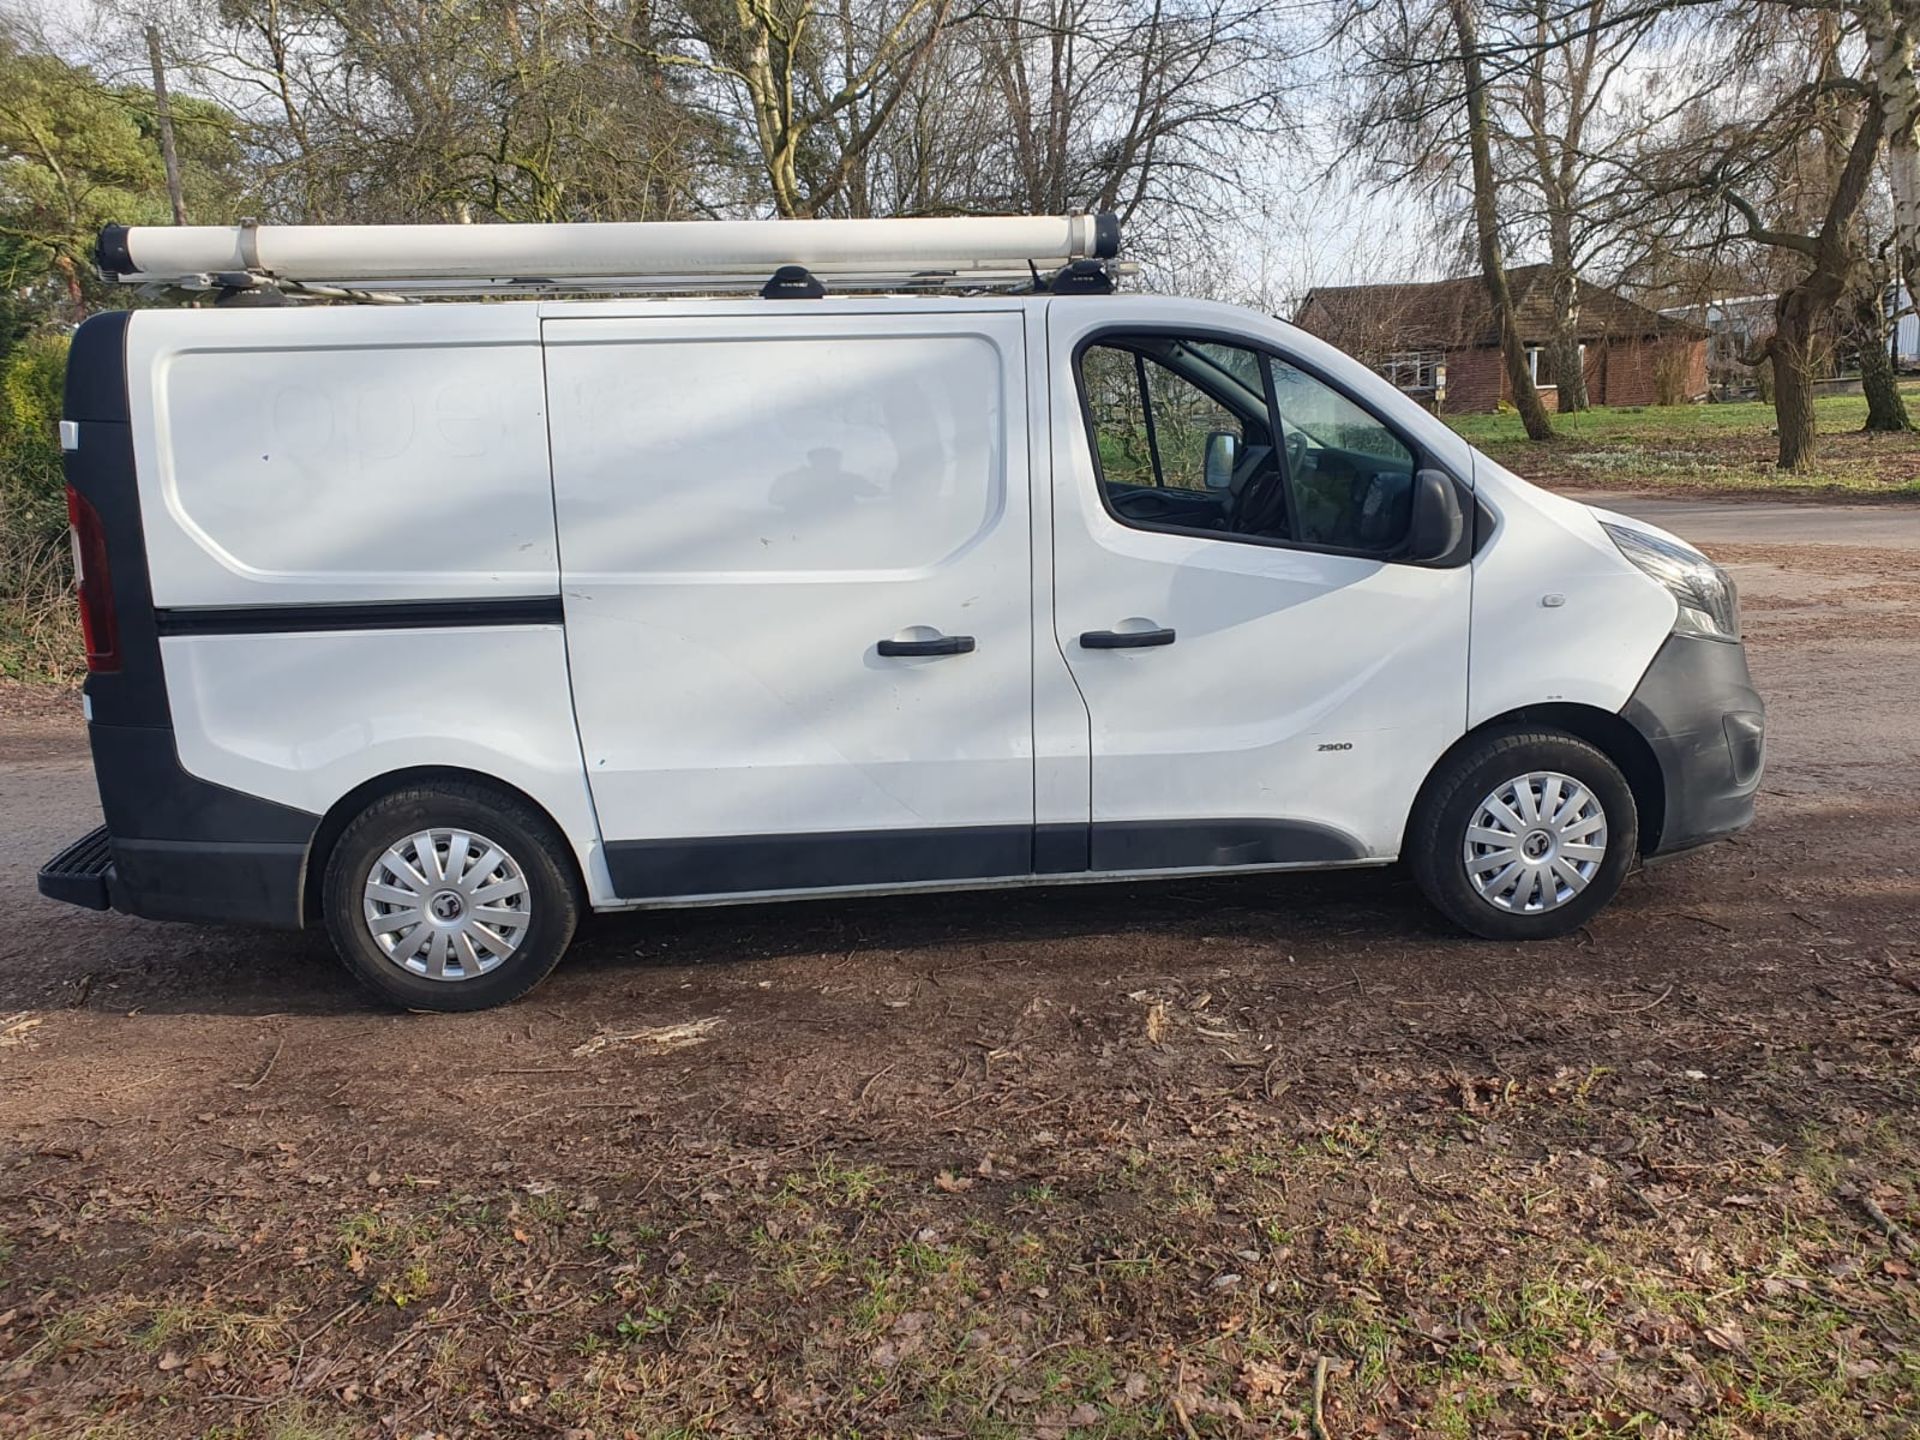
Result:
[39, 216, 1763, 1010]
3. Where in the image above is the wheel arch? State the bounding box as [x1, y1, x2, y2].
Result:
[1416, 703, 1666, 855]
[302, 766, 587, 927]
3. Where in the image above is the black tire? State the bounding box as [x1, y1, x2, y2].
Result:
[1406, 727, 1637, 941]
[321, 781, 580, 1011]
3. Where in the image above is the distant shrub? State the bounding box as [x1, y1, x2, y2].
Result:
[1, 332, 71, 550]
[1, 331, 78, 680]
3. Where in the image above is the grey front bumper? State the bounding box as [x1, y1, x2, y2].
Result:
[1622, 633, 1765, 856]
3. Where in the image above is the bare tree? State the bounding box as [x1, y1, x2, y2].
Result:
[1450, 0, 1556, 438]
[1632, 9, 1884, 468]
[588, 0, 961, 218]
[114, 0, 720, 224]
[1849, 249, 1912, 430]
[1490, 0, 1675, 411]
[969, 1, 1288, 232]
[1860, 0, 1920, 314]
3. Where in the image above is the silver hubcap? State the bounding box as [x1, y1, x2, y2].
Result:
[1463, 771, 1608, 914]
[362, 829, 531, 981]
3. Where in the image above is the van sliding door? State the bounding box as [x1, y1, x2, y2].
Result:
[542, 310, 1036, 900]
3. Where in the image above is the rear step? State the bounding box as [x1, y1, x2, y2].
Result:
[39, 825, 114, 910]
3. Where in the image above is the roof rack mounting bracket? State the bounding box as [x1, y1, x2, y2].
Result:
[1043, 259, 1114, 296]
[762, 264, 826, 299]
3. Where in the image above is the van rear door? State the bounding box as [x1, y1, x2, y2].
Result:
[543, 308, 1035, 899]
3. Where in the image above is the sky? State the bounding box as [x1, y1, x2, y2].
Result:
[10, 0, 1464, 308]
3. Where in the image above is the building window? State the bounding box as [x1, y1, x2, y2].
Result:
[1378, 351, 1444, 390]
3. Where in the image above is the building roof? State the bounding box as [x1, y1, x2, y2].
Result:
[1294, 264, 1708, 356]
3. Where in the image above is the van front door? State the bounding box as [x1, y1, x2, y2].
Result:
[544, 309, 1034, 899]
[1046, 312, 1471, 871]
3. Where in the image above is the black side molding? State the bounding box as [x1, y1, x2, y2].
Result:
[606, 818, 1369, 900]
[155, 596, 566, 636]
[1090, 818, 1365, 872]
[609, 825, 1034, 899]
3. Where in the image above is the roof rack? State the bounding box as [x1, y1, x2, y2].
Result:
[94, 213, 1128, 302]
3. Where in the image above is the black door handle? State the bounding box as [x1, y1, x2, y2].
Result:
[1080, 627, 1176, 649]
[878, 634, 976, 657]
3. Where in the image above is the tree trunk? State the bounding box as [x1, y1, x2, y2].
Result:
[1863, 0, 1920, 312]
[145, 27, 188, 226]
[1854, 286, 1913, 431]
[1745, 88, 1883, 468]
[1769, 298, 1820, 471]
[1547, 331, 1586, 413]
[1450, 0, 1554, 441]
[1545, 251, 1588, 410]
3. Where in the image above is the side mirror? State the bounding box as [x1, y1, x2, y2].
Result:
[1406, 469, 1467, 564]
[1203, 431, 1239, 490]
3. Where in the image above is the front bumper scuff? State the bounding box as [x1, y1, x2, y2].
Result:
[1621, 632, 1765, 856]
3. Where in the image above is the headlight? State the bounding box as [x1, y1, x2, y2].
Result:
[1602, 522, 1740, 641]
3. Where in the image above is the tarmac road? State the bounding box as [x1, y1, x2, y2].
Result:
[1584, 491, 1920, 549]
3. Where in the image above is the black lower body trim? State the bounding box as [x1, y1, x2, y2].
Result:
[79, 724, 318, 928]
[38, 827, 309, 928]
[1090, 818, 1365, 871]
[90, 722, 318, 846]
[608, 825, 1033, 898]
[606, 819, 1369, 899]
[154, 596, 565, 636]
[1621, 633, 1765, 855]
[108, 836, 309, 928]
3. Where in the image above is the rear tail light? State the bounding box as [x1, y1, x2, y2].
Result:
[66, 485, 120, 673]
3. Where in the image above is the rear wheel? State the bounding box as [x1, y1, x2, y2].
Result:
[321, 782, 580, 1011]
[1407, 728, 1637, 940]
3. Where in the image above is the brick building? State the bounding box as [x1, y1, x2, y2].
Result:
[1292, 266, 1710, 413]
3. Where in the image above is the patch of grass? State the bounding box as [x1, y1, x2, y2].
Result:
[780, 1158, 890, 1209]
[1446, 384, 1920, 448]
[262, 1401, 359, 1440]
[1445, 382, 1920, 496]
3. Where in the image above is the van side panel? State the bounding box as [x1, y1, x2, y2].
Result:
[126, 306, 555, 607]
[159, 629, 612, 905]
[544, 308, 1036, 900]
[64, 312, 321, 927]
[1466, 460, 1676, 727]
[74, 307, 613, 923]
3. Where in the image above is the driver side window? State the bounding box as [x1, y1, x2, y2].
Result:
[1078, 334, 1418, 555]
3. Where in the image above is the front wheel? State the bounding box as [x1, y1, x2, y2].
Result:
[321, 781, 581, 1011]
[1407, 728, 1638, 940]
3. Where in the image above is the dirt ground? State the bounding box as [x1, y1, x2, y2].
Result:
[3, 507, 1918, 1439]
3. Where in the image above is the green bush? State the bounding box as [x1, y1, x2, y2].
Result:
[1, 331, 71, 549]
[1, 330, 77, 681]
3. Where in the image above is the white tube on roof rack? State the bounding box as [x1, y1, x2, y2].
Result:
[96, 213, 1120, 287]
